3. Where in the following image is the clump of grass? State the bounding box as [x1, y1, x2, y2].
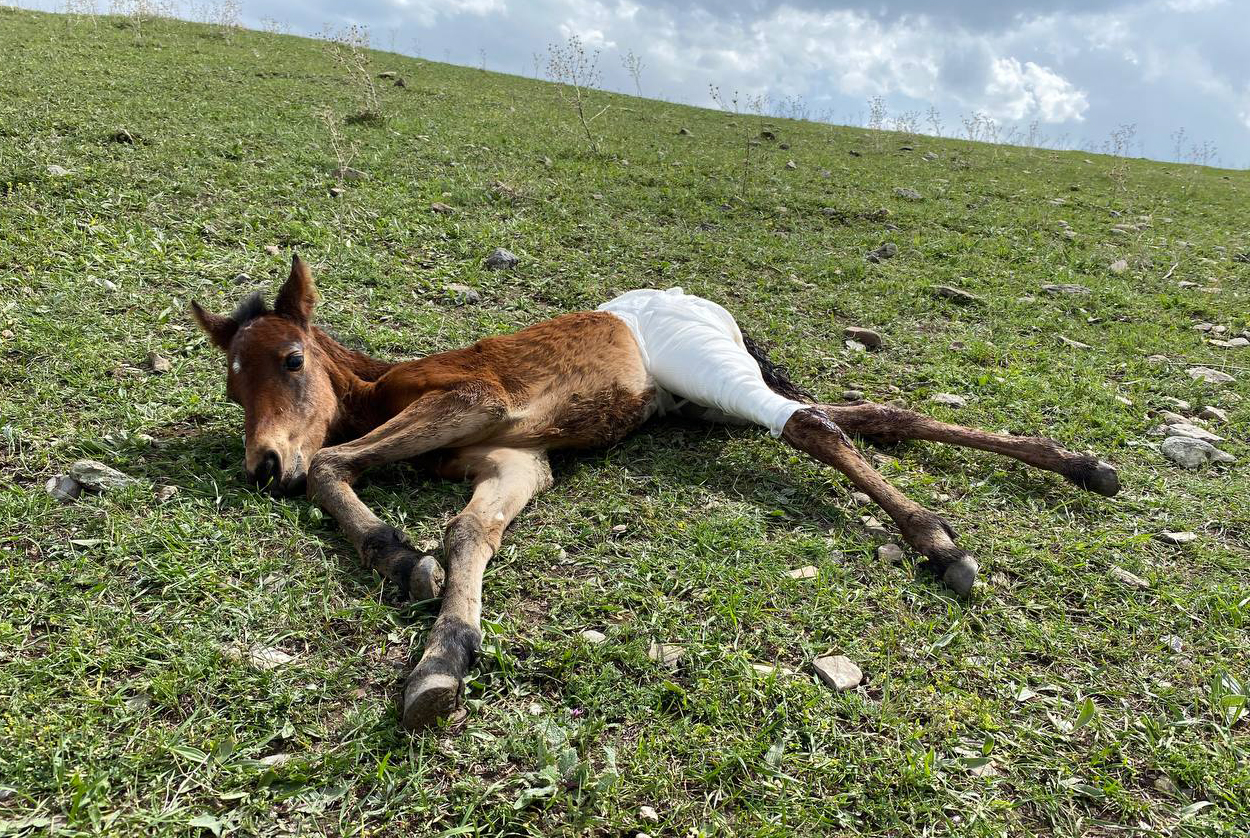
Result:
[321, 23, 383, 125]
[545, 33, 609, 154]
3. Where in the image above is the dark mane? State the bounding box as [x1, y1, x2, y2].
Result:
[230, 291, 271, 325]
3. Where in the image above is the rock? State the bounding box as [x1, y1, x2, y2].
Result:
[1161, 397, 1191, 410]
[1161, 635, 1184, 654]
[444, 283, 481, 305]
[1109, 259, 1129, 274]
[929, 285, 982, 304]
[1041, 283, 1090, 295]
[784, 160, 797, 170]
[378, 71, 398, 79]
[850, 491, 872, 505]
[430, 202, 454, 214]
[813, 655, 862, 691]
[1187, 366, 1235, 384]
[68, 460, 137, 492]
[751, 663, 793, 677]
[538, 155, 553, 167]
[639, 806, 660, 823]
[929, 393, 967, 408]
[0, 329, 12, 340]
[1156, 531, 1197, 546]
[329, 186, 344, 198]
[848, 149, 861, 157]
[1157, 410, 1188, 425]
[484, 247, 518, 270]
[759, 130, 776, 141]
[222, 643, 295, 670]
[844, 339, 867, 352]
[1058, 335, 1092, 350]
[580, 629, 607, 644]
[393, 77, 406, 88]
[877, 543, 904, 563]
[1154, 776, 1179, 796]
[46, 164, 71, 177]
[843, 327, 882, 349]
[648, 642, 683, 669]
[860, 515, 889, 538]
[786, 565, 819, 580]
[1198, 405, 1228, 422]
[263, 244, 280, 256]
[1146, 354, 1168, 365]
[1109, 565, 1150, 590]
[147, 351, 171, 374]
[258, 753, 292, 767]
[1165, 423, 1222, 443]
[865, 242, 898, 262]
[333, 166, 367, 181]
[155, 485, 179, 502]
[1160, 436, 1234, 468]
[45, 474, 82, 503]
[842, 390, 864, 401]
[893, 187, 923, 201]
[124, 693, 151, 711]
[110, 128, 136, 144]
[922, 151, 938, 161]
[677, 127, 692, 136]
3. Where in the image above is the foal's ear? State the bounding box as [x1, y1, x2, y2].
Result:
[190, 301, 238, 351]
[274, 253, 318, 328]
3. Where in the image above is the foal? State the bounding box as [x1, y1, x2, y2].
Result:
[192, 256, 1119, 729]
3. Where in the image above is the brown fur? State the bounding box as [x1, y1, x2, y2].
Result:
[192, 254, 1119, 731]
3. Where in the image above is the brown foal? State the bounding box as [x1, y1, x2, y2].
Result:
[192, 255, 1119, 729]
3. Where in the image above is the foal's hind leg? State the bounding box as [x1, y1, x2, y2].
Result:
[781, 407, 980, 595]
[402, 447, 552, 730]
[816, 401, 1119, 496]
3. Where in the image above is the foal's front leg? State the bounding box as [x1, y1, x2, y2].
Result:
[401, 447, 552, 729]
[782, 407, 981, 595]
[306, 389, 506, 600]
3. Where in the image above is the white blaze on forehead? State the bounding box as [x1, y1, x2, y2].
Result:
[231, 358, 242, 374]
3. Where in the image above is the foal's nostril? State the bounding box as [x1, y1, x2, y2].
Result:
[251, 450, 281, 489]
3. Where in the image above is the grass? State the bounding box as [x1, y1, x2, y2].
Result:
[1, 8, 1248, 836]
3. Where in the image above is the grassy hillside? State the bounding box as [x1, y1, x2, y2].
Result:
[1, 8, 1248, 836]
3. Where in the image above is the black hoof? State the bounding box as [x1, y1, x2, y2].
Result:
[1067, 459, 1120, 497]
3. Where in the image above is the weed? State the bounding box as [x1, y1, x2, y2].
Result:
[545, 33, 609, 154]
[620, 48, 643, 98]
[321, 23, 382, 124]
[710, 84, 767, 198]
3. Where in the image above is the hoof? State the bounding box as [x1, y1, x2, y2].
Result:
[401, 669, 461, 731]
[1069, 459, 1120, 497]
[942, 555, 979, 597]
[409, 556, 445, 602]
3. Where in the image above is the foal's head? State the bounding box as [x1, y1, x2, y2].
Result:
[191, 255, 338, 495]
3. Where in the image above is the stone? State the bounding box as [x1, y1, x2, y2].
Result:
[155, 485, 179, 502]
[1109, 259, 1129, 273]
[1165, 423, 1222, 443]
[147, 351, 171, 374]
[877, 543, 904, 563]
[1156, 531, 1197, 546]
[263, 244, 280, 255]
[46, 164, 71, 176]
[1041, 283, 1091, 295]
[580, 629, 607, 644]
[110, 128, 136, 144]
[850, 491, 872, 506]
[865, 242, 898, 262]
[842, 389, 864, 401]
[484, 247, 518, 270]
[843, 326, 882, 348]
[1161, 635, 1185, 654]
[393, 77, 406, 88]
[929, 393, 967, 408]
[68, 460, 137, 492]
[1109, 565, 1150, 590]
[430, 202, 454, 214]
[333, 166, 367, 181]
[0, 330, 11, 340]
[893, 187, 923, 201]
[813, 655, 862, 691]
[751, 663, 793, 677]
[844, 339, 867, 352]
[1198, 405, 1228, 422]
[922, 151, 938, 161]
[1160, 436, 1235, 468]
[929, 285, 982, 304]
[1187, 366, 1235, 384]
[378, 71, 398, 79]
[784, 160, 797, 170]
[1161, 397, 1191, 411]
[639, 806, 660, 823]
[648, 642, 683, 669]
[1146, 354, 1168, 365]
[860, 515, 889, 538]
[1157, 410, 1188, 425]
[677, 127, 692, 136]
[329, 186, 344, 198]
[45, 474, 82, 503]
[222, 643, 295, 670]
[1058, 335, 1092, 350]
[258, 753, 292, 767]
[444, 283, 481, 305]
[786, 565, 818, 580]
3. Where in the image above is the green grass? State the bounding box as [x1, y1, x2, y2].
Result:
[2, 8, 1249, 836]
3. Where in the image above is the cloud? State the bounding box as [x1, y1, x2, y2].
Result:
[984, 57, 1089, 122]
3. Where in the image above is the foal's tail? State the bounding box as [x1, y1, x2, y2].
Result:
[741, 332, 816, 404]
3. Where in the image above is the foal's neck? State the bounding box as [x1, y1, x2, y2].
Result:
[314, 328, 395, 440]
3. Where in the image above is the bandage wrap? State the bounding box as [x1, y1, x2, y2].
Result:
[599, 288, 806, 436]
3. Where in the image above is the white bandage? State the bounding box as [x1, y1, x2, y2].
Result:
[599, 288, 806, 436]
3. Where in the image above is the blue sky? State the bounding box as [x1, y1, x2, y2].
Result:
[30, 0, 1250, 166]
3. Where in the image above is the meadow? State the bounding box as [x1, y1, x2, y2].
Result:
[0, 8, 1248, 836]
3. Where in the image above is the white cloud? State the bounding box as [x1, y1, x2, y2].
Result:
[984, 57, 1089, 121]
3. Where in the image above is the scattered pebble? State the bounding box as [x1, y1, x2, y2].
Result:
[677, 127, 692, 136]
[1156, 531, 1197, 546]
[430, 202, 454, 214]
[147, 351, 171, 374]
[1161, 635, 1185, 655]
[155, 485, 179, 502]
[842, 389, 864, 401]
[444, 283, 481, 305]
[877, 543, 904, 563]
[1041, 283, 1091, 295]
[786, 565, 818, 580]
[922, 151, 938, 161]
[45, 474, 82, 503]
[580, 629, 607, 644]
[865, 242, 898, 263]
[1146, 354, 1168, 365]
[329, 186, 344, 198]
[1109, 259, 1129, 274]
[751, 663, 793, 677]
[784, 160, 797, 170]
[850, 491, 872, 505]
[929, 285, 982, 304]
[639, 806, 660, 823]
[929, 393, 967, 408]
[484, 247, 518, 270]
[1058, 335, 1092, 350]
[1164, 423, 1222, 443]
[68, 459, 137, 492]
[647, 642, 683, 670]
[333, 166, 367, 181]
[221, 643, 295, 670]
[377, 71, 398, 80]
[264, 244, 280, 255]
[860, 515, 889, 538]
[893, 187, 923, 201]
[46, 164, 71, 177]
[844, 339, 867, 352]
[813, 655, 862, 691]
[1160, 436, 1235, 468]
[1187, 366, 1235, 384]
[1198, 405, 1228, 422]
[1109, 565, 1150, 590]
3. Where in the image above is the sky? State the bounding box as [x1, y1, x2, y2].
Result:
[31, 0, 1250, 166]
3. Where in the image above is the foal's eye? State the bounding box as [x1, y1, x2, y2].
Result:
[284, 352, 304, 371]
